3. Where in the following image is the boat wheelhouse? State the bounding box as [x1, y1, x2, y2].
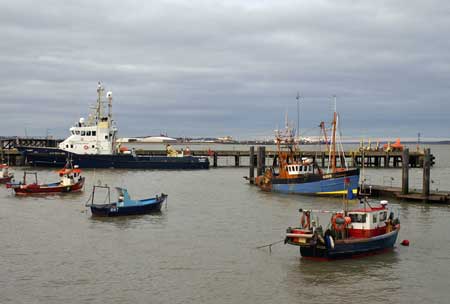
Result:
[58, 83, 117, 155]
[0, 164, 14, 183]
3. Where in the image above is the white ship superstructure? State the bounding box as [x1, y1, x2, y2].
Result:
[59, 83, 118, 155]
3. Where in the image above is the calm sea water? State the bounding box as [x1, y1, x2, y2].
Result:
[1, 144, 449, 303]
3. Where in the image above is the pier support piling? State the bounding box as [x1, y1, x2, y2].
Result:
[402, 148, 409, 194]
[249, 146, 255, 184]
[256, 146, 266, 176]
[213, 152, 218, 168]
[423, 148, 431, 198]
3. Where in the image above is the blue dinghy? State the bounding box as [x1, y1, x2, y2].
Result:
[87, 185, 167, 217]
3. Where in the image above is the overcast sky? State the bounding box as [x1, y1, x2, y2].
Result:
[1, 0, 449, 140]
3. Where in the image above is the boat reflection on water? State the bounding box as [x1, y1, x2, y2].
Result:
[282, 250, 401, 301]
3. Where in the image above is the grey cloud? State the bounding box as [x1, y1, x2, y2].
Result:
[0, 0, 449, 139]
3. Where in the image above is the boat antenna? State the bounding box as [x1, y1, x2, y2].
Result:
[296, 92, 301, 142]
[96, 82, 104, 121]
[107, 91, 113, 124]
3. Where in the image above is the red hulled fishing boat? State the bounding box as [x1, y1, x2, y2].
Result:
[7, 165, 84, 195]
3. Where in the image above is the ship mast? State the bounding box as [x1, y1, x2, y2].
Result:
[330, 96, 337, 173]
[96, 82, 104, 123]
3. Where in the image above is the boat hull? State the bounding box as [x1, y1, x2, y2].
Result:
[271, 169, 360, 196]
[0, 176, 13, 183]
[10, 178, 85, 195]
[19, 148, 209, 169]
[90, 194, 167, 217]
[291, 228, 400, 259]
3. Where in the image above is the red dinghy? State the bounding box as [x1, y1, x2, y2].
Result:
[7, 165, 84, 195]
[0, 164, 14, 183]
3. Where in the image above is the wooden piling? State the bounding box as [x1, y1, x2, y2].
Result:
[213, 152, 218, 168]
[423, 148, 431, 197]
[234, 155, 240, 167]
[249, 146, 255, 184]
[402, 148, 409, 195]
[256, 146, 266, 176]
[256, 147, 262, 176]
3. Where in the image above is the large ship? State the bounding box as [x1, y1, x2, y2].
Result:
[19, 83, 209, 169]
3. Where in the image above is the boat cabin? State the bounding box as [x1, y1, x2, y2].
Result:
[285, 158, 320, 176]
[58, 167, 82, 186]
[0, 164, 11, 178]
[58, 83, 118, 155]
[347, 201, 392, 238]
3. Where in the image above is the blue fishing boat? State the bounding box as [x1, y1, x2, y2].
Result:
[285, 199, 400, 259]
[86, 185, 167, 217]
[255, 104, 359, 196]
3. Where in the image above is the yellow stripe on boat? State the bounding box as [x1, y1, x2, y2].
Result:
[315, 189, 358, 195]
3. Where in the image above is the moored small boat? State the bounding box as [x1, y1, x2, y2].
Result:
[285, 199, 400, 259]
[86, 185, 167, 217]
[0, 164, 14, 183]
[6, 165, 84, 195]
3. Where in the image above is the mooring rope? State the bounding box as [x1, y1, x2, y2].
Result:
[255, 239, 285, 253]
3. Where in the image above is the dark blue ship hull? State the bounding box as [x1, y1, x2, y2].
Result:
[19, 147, 209, 169]
[299, 228, 400, 259]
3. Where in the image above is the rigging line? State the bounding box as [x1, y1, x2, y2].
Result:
[255, 239, 285, 253]
[336, 114, 348, 169]
[327, 120, 334, 173]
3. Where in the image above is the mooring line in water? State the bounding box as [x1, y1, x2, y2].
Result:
[255, 239, 285, 253]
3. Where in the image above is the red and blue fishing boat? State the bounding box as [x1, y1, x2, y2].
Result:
[285, 198, 400, 259]
[86, 185, 167, 217]
[0, 164, 14, 183]
[6, 166, 84, 195]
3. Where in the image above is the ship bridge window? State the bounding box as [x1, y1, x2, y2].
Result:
[373, 214, 378, 223]
[92, 131, 96, 136]
[87, 131, 91, 136]
[105, 135, 108, 140]
[75, 131, 80, 135]
[379, 211, 387, 221]
[70, 144, 73, 148]
[349, 213, 367, 223]
[81, 131, 85, 136]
